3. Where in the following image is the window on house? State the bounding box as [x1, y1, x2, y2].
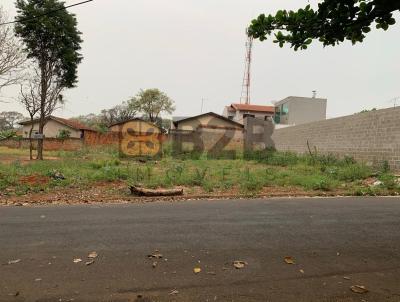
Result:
[281, 103, 289, 115]
[274, 107, 281, 123]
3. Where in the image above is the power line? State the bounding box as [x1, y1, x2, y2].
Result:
[0, 0, 94, 26]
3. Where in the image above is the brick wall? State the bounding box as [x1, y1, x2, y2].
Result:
[84, 131, 120, 146]
[43, 138, 83, 151]
[271, 107, 400, 170]
[0, 138, 83, 151]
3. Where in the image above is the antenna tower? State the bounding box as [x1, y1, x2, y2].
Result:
[240, 29, 253, 105]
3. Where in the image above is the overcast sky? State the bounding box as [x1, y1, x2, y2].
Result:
[1, 0, 399, 119]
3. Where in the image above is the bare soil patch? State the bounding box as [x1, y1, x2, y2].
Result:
[19, 175, 51, 186]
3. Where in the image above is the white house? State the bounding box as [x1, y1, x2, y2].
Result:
[19, 116, 94, 139]
[223, 103, 275, 124]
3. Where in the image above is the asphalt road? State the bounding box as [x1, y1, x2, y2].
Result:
[1, 197, 400, 302]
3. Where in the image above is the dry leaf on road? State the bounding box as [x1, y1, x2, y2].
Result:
[193, 267, 202, 274]
[284, 256, 295, 264]
[169, 290, 179, 295]
[7, 259, 21, 265]
[73, 258, 82, 263]
[350, 285, 368, 294]
[85, 260, 95, 266]
[233, 261, 248, 269]
[88, 252, 98, 259]
[148, 251, 163, 259]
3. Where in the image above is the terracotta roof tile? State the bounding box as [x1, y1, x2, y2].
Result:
[52, 116, 94, 131]
[19, 116, 95, 131]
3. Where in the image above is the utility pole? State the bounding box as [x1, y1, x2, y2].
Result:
[201, 98, 205, 114]
[389, 96, 400, 108]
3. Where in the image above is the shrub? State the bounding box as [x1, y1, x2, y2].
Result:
[89, 159, 121, 169]
[0, 130, 18, 140]
[248, 149, 299, 166]
[240, 179, 263, 194]
[381, 160, 390, 173]
[57, 129, 71, 139]
[311, 178, 333, 191]
[379, 174, 398, 190]
[335, 164, 371, 181]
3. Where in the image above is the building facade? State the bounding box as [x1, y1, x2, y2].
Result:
[19, 116, 94, 139]
[274, 96, 327, 126]
[223, 104, 275, 124]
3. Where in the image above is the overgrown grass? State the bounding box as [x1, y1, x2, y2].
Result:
[0, 146, 399, 196]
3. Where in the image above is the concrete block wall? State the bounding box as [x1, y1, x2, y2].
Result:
[272, 107, 400, 170]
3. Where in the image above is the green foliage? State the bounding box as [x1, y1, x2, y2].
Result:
[248, 0, 400, 50]
[244, 149, 299, 166]
[128, 89, 175, 123]
[15, 0, 83, 88]
[0, 130, 18, 140]
[56, 129, 71, 140]
[359, 108, 377, 113]
[100, 101, 136, 126]
[334, 164, 372, 181]
[0, 146, 398, 197]
[381, 160, 390, 173]
[73, 114, 108, 133]
[378, 173, 398, 190]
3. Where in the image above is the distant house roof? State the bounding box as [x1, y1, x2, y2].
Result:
[230, 103, 275, 113]
[108, 118, 161, 129]
[172, 116, 191, 122]
[173, 112, 244, 128]
[19, 116, 94, 131]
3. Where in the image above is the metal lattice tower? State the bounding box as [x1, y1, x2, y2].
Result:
[240, 30, 253, 105]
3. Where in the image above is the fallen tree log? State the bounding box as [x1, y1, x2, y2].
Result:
[130, 186, 184, 197]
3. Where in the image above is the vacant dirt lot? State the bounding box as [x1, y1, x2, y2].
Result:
[1, 146, 399, 206]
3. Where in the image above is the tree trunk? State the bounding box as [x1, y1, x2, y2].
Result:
[130, 186, 184, 197]
[29, 116, 34, 160]
[37, 60, 47, 160]
[36, 121, 44, 160]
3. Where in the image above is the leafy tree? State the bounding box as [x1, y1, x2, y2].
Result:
[359, 108, 377, 113]
[15, 0, 83, 159]
[248, 0, 400, 50]
[0, 6, 25, 97]
[100, 101, 137, 126]
[128, 89, 175, 123]
[73, 102, 137, 133]
[0, 111, 24, 130]
[73, 113, 108, 133]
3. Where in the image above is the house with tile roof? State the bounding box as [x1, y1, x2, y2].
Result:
[223, 103, 275, 124]
[19, 116, 95, 139]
